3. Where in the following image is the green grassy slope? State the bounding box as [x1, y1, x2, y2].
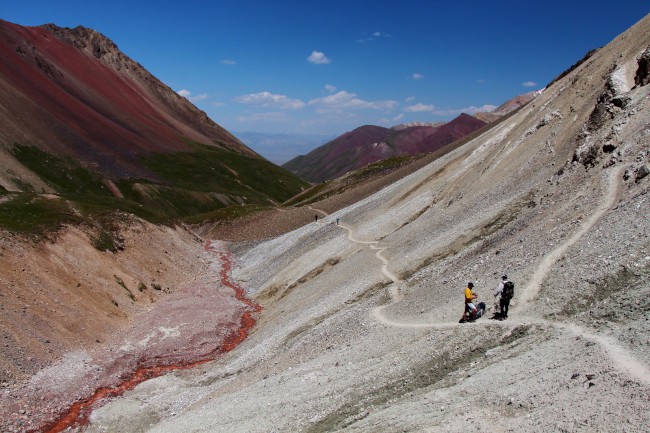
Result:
[1, 143, 309, 236]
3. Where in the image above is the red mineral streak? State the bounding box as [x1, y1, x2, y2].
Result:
[37, 243, 261, 433]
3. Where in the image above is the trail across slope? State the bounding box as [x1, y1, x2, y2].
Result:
[517, 167, 624, 306]
[309, 165, 650, 385]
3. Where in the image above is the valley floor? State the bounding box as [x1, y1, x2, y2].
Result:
[84, 158, 649, 432]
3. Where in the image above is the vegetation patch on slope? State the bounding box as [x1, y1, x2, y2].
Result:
[142, 142, 309, 203]
[284, 155, 422, 207]
[12, 144, 111, 197]
[5, 143, 309, 235]
[0, 194, 82, 234]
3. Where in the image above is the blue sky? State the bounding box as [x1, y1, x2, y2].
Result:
[2, 1, 649, 146]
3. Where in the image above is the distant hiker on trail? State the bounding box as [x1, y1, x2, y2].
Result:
[500, 279, 515, 319]
[315, 214, 318, 222]
[336, 217, 339, 225]
[492, 274, 508, 319]
[460, 282, 478, 322]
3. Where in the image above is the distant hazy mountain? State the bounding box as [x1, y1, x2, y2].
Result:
[390, 121, 446, 131]
[283, 113, 486, 183]
[474, 90, 542, 122]
[234, 132, 336, 165]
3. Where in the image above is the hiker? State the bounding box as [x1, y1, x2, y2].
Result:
[315, 214, 318, 222]
[336, 217, 339, 225]
[500, 278, 515, 319]
[493, 274, 508, 318]
[461, 282, 478, 322]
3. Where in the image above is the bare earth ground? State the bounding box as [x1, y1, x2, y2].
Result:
[83, 15, 649, 433]
[0, 222, 251, 432]
[1, 14, 649, 433]
[199, 149, 445, 242]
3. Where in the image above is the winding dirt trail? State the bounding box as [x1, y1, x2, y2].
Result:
[311, 165, 650, 386]
[558, 322, 650, 386]
[517, 167, 624, 306]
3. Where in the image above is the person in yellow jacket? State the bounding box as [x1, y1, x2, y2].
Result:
[461, 282, 478, 322]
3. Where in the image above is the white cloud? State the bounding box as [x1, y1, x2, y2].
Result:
[401, 101, 497, 116]
[221, 59, 236, 65]
[325, 84, 337, 93]
[481, 104, 498, 112]
[404, 103, 434, 112]
[431, 104, 497, 116]
[357, 31, 390, 43]
[522, 81, 538, 87]
[393, 113, 405, 122]
[211, 101, 225, 107]
[412, 73, 424, 80]
[308, 90, 398, 113]
[190, 93, 208, 103]
[405, 96, 416, 102]
[177, 89, 208, 103]
[308, 51, 331, 64]
[234, 91, 305, 109]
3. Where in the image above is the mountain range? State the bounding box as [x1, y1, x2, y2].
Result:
[73, 13, 649, 432]
[0, 12, 649, 433]
[283, 113, 487, 183]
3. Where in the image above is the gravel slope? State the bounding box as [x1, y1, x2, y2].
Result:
[87, 14, 650, 432]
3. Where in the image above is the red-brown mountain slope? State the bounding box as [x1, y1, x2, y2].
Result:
[283, 113, 486, 183]
[0, 21, 256, 180]
[391, 113, 487, 154]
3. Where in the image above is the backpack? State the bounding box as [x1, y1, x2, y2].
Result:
[502, 281, 514, 301]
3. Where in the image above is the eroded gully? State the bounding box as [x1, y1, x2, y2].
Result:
[37, 241, 262, 433]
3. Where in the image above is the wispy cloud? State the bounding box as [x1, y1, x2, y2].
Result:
[431, 104, 497, 116]
[522, 81, 538, 87]
[177, 89, 208, 103]
[357, 31, 390, 43]
[221, 59, 236, 65]
[405, 96, 415, 102]
[325, 84, 337, 93]
[307, 50, 331, 64]
[190, 94, 208, 102]
[412, 73, 424, 80]
[404, 103, 433, 112]
[402, 102, 497, 116]
[236, 112, 289, 123]
[379, 111, 407, 125]
[234, 91, 305, 109]
[308, 90, 398, 113]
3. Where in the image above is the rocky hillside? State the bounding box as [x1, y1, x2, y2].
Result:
[80, 13, 650, 433]
[0, 20, 309, 222]
[283, 114, 486, 183]
[0, 20, 253, 177]
[1, 13, 649, 433]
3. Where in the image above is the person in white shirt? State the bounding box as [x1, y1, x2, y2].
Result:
[493, 274, 507, 318]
